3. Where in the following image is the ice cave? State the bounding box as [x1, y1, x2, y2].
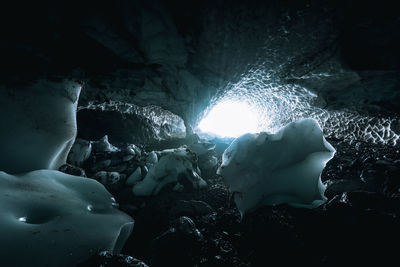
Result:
[1, 0, 400, 266]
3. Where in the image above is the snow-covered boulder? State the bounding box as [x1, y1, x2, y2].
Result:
[92, 135, 119, 153]
[0, 169, 133, 267]
[132, 147, 206, 196]
[217, 119, 335, 215]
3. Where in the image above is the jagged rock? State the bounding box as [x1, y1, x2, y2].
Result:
[77, 102, 186, 145]
[78, 251, 148, 267]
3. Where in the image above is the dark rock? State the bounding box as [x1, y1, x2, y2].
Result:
[91, 159, 112, 172]
[151, 216, 203, 266]
[339, 191, 399, 213]
[382, 169, 400, 198]
[106, 164, 128, 173]
[78, 251, 148, 267]
[93, 171, 121, 185]
[92, 171, 126, 193]
[170, 200, 214, 217]
[59, 164, 86, 177]
[174, 216, 204, 241]
[324, 179, 366, 199]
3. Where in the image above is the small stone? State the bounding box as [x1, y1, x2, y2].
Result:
[125, 144, 141, 156]
[94, 171, 121, 185]
[59, 164, 87, 177]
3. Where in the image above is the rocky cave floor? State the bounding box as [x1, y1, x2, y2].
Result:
[71, 137, 400, 267]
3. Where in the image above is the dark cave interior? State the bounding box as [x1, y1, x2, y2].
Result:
[0, 0, 400, 266]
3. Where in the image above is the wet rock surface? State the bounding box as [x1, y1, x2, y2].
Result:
[62, 137, 400, 266]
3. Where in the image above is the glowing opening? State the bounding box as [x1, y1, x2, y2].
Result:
[198, 100, 260, 138]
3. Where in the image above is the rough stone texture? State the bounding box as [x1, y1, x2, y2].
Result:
[78, 101, 186, 145]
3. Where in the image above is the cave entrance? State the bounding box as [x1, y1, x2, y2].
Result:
[197, 99, 261, 138]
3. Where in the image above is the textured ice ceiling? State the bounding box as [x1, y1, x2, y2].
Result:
[193, 0, 400, 145]
[1, 0, 399, 145]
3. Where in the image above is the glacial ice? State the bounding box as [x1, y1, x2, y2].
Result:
[217, 119, 335, 215]
[0, 79, 134, 266]
[0, 169, 133, 266]
[0, 80, 81, 173]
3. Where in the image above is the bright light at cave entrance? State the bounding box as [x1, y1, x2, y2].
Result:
[198, 100, 260, 138]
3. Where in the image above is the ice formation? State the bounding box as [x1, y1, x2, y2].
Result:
[0, 80, 134, 266]
[0, 80, 81, 173]
[217, 119, 335, 215]
[0, 169, 133, 266]
[132, 147, 207, 196]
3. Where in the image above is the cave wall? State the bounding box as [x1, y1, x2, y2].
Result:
[1, 0, 399, 136]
